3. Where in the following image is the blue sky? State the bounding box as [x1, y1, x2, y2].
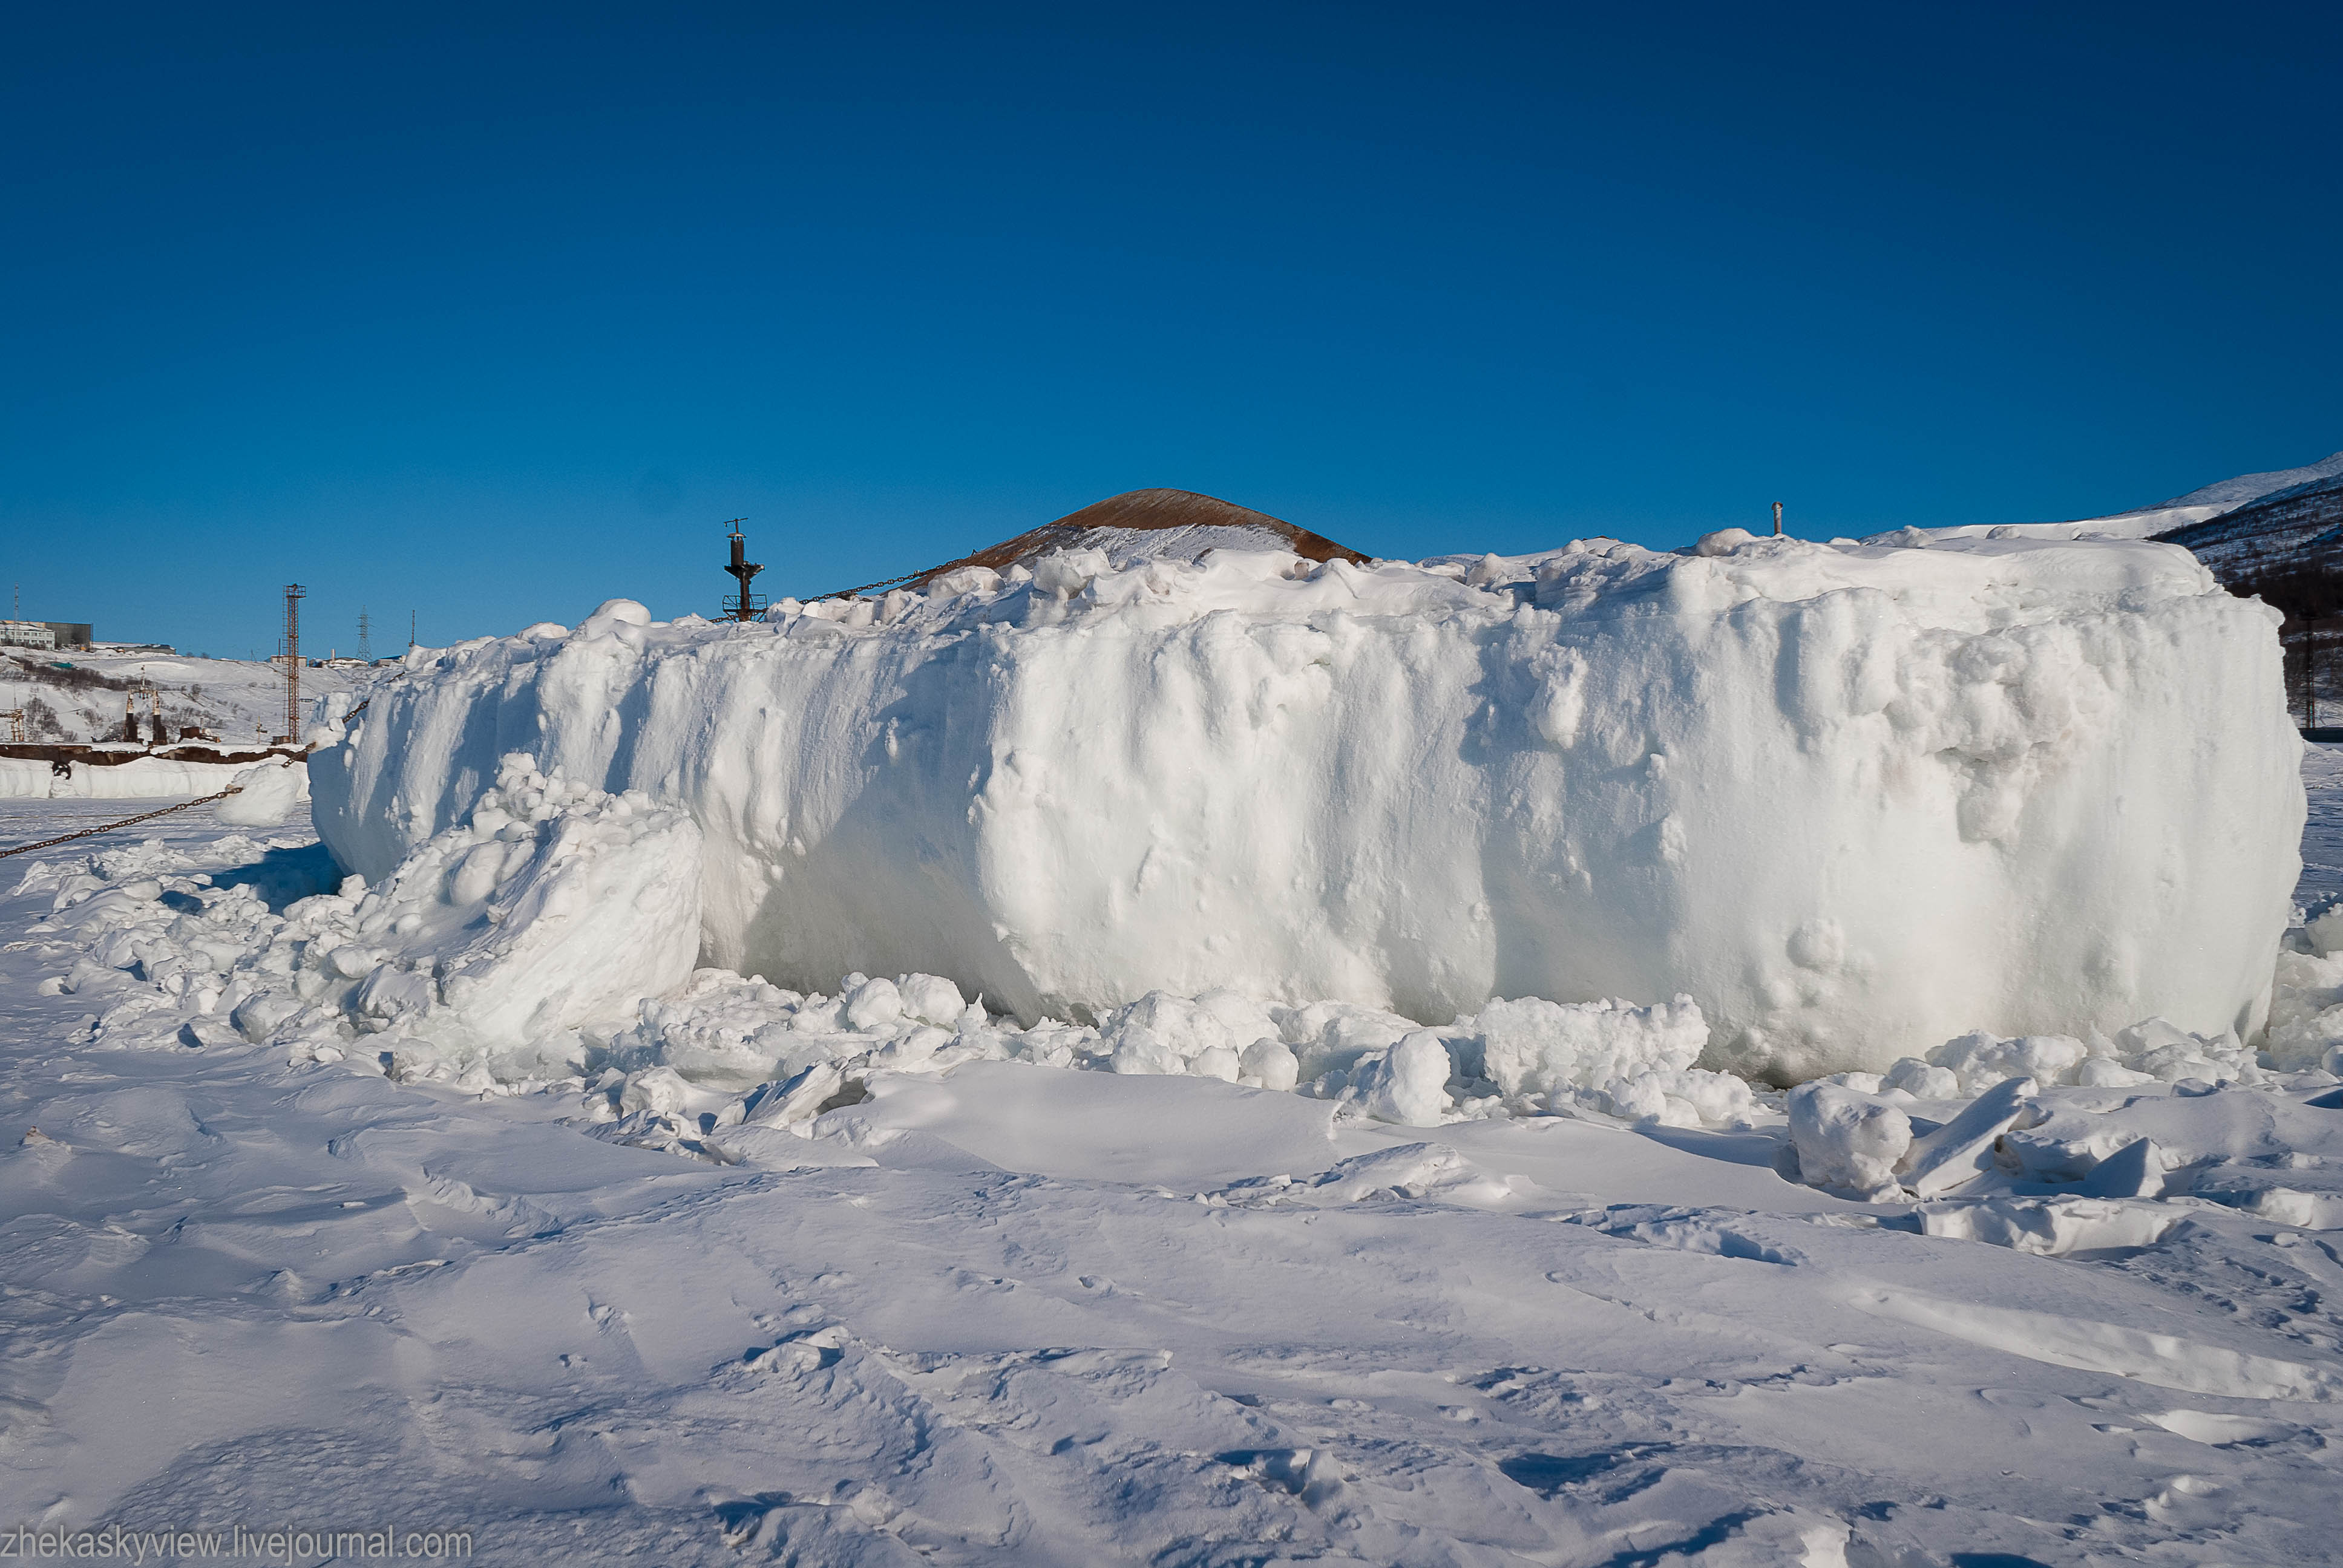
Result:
[5, 2, 2338, 656]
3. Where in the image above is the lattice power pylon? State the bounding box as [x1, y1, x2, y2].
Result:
[281, 584, 306, 743]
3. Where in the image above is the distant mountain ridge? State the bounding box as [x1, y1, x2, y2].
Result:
[2143, 451, 2343, 511]
[1866, 447, 2343, 719]
[2152, 471, 2343, 641]
[2115, 454, 2343, 715]
[1879, 449, 2343, 545]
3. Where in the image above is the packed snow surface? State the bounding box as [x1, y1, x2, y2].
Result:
[316, 532, 2299, 1079]
[6, 749, 2343, 1563]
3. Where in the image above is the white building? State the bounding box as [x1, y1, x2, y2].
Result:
[0, 621, 57, 650]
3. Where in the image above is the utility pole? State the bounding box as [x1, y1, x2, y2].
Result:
[1772, 501, 1784, 537]
[280, 584, 306, 743]
[409, 610, 417, 649]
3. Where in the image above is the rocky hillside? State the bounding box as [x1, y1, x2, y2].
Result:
[2155, 472, 2343, 606]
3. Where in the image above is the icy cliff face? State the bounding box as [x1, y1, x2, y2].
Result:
[310, 532, 2301, 1079]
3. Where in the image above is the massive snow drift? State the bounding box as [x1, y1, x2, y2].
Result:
[313, 531, 2300, 1079]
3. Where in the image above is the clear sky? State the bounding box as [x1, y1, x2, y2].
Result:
[5, 2, 2338, 658]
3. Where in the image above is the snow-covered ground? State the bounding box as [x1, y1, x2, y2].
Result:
[2301, 745, 2343, 914]
[3, 743, 2343, 1563]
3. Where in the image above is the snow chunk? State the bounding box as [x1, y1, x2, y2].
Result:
[2265, 929, 2343, 1070]
[1787, 1082, 1912, 1198]
[213, 760, 309, 826]
[1898, 1076, 2040, 1197]
[50, 754, 706, 1081]
[1472, 995, 1707, 1099]
[1898, 1021, 2256, 1097]
[1345, 1031, 1455, 1126]
[1913, 1196, 2181, 1256]
[586, 597, 651, 627]
[358, 755, 701, 1063]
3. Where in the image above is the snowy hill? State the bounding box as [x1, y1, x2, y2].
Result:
[824, 487, 1370, 597]
[2141, 449, 2343, 514]
[2150, 471, 2343, 582]
[1879, 449, 2343, 544]
[2090, 450, 2343, 540]
[1, 649, 371, 745]
[2139, 467, 2343, 720]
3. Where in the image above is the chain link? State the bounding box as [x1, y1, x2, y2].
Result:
[0, 786, 245, 860]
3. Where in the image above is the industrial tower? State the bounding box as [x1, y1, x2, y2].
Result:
[281, 584, 305, 743]
[723, 520, 765, 621]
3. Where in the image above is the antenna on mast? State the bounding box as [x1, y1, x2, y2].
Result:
[721, 519, 766, 621]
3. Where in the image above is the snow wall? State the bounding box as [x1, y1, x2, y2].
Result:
[310, 532, 2303, 1081]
